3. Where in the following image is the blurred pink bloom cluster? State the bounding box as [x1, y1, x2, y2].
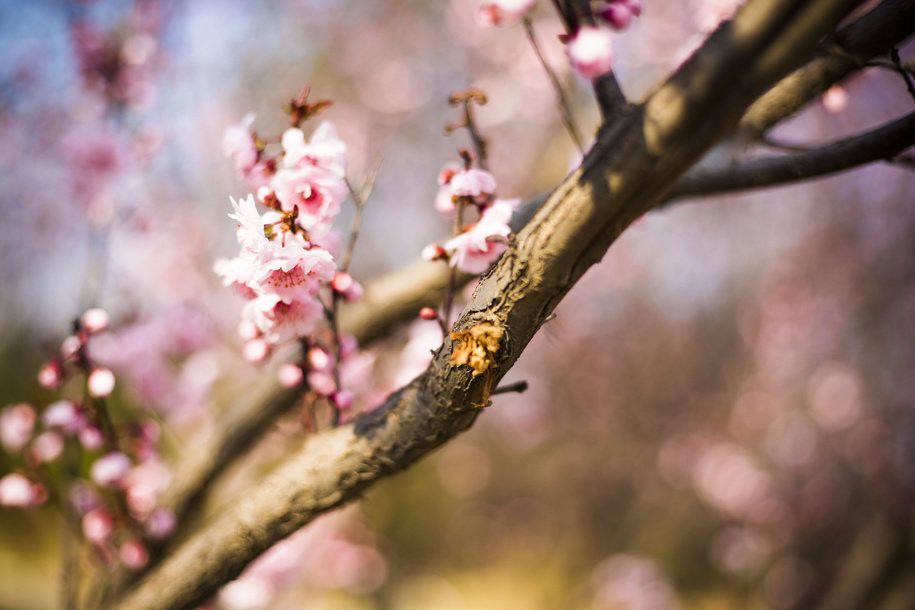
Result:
[214, 511, 386, 609]
[426, 162, 519, 274]
[0, 308, 175, 570]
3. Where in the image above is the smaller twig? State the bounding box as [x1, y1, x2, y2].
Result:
[440, 200, 466, 333]
[890, 47, 915, 104]
[492, 380, 529, 395]
[447, 90, 490, 170]
[523, 17, 585, 153]
[341, 158, 381, 272]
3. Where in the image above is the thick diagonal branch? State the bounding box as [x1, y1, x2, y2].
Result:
[114, 2, 865, 609]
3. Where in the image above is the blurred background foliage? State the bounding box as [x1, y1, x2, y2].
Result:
[1, 0, 914, 608]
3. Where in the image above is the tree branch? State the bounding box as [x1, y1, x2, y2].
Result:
[114, 2, 865, 608]
[667, 111, 915, 200]
[739, 0, 915, 136]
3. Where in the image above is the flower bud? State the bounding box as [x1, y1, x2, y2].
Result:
[88, 368, 116, 398]
[81, 308, 110, 334]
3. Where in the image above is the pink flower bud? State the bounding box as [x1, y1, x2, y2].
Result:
[277, 363, 304, 388]
[88, 368, 116, 398]
[242, 338, 271, 364]
[256, 186, 277, 206]
[419, 307, 439, 321]
[81, 308, 110, 334]
[37, 360, 64, 389]
[61, 335, 83, 361]
[119, 539, 149, 569]
[79, 426, 105, 450]
[91, 452, 132, 487]
[567, 26, 614, 80]
[32, 431, 64, 463]
[82, 507, 114, 544]
[332, 272, 364, 301]
[237, 320, 260, 341]
[0, 473, 40, 507]
[1, 403, 36, 452]
[822, 85, 848, 115]
[307, 347, 332, 371]
[145, 507, 176, 539]
[332, 389, 354, 410]
[477, 0, 536, 27]
[43, 400, 81, 434]
[307, 371, 336, 396]
[422, 244, 447, 262]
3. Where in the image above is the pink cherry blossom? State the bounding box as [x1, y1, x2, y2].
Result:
[449, 168, 497, 201]
[81, 307, 111, 334]
[223, 113, 259, 176]
[280, 122, 347, 177]
[444, 198, 518, 274]
[307, 346, 333, 371]
[567, 26, 614, 80]
[599, 0, 642, 30]
[43, 400, 83, 435]
[332, 389, 354, 410]
[0, 473, 42, 507]
[277, 363, 304, 387]
[123, 460, 171, 519]
[1, 403, 36, 452]
[79, 426, 105, 450]
[61, 335, 83, 361]
[270, 165, 346, 237]
[332, 271, 364, 301]
[307, 370, 337, 396]
[32, 431, 65, 463]
[477, 0, 536, 27]
[145, 507, 177, 539]
[242, 338, 271, 364]
[82, 507, 115, 544]
[88, 368, 117, 398]
[242, 293, 324, 345]
[37, 360, 64, 389]
[91, 452, 132, 487]
[119, 538, 149, 569]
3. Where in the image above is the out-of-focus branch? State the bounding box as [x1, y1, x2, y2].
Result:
[739, 0, 915, 136]
[114, 2, 865, 608]
[667, 111, 915, 200]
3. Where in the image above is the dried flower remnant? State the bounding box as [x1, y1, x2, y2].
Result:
[449, 323, 504, 378]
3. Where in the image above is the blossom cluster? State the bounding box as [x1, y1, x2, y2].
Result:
[218, 116, 359, 351]
[0, 308, 175, 569]
[218, 97, 365, 413]
[425, 160, 519, 275]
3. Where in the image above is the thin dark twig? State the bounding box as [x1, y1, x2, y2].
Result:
[441, 200, 466, 333]
[492, 380, 529, 395]
[523, 16, 585, 153]
[890, 47, 915, 104]
[760, 134, 815, 153]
